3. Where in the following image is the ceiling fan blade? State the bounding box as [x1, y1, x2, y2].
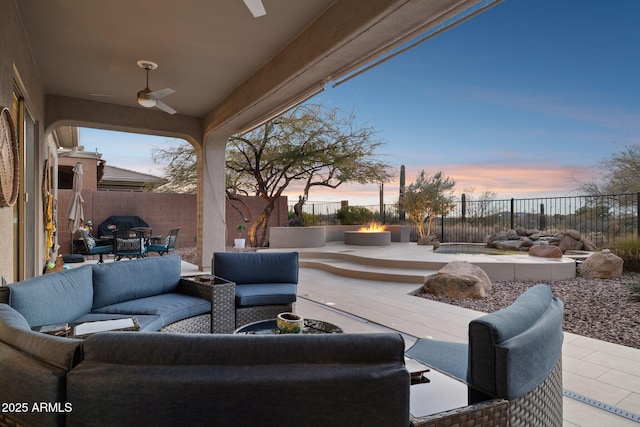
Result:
[243, 0, 266, 17]
[155, 100, 177, 115]
[91, 93, 128, 99]
[148, 87, 175, 100]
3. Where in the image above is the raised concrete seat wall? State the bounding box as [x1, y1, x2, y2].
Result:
[270, 227, 326, 248]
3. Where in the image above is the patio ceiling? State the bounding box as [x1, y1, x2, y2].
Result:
[17, 0, 500, 144]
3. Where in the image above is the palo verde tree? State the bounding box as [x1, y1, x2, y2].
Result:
[227, 104, 393, 247]
[401, 170, 456, 238]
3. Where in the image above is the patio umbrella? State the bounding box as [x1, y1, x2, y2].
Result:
[66, 162, 84, 234]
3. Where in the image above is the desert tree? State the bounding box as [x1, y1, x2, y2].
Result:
[578, 144, 640, 195]
[402, 170, 456, 238]
[227, 104, 393, 247]
[152, 139, 197, 194]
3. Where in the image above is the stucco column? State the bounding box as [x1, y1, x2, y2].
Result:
[200, 133, 227, 270]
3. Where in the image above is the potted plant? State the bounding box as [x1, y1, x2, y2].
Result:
[235, 223, 247, 249]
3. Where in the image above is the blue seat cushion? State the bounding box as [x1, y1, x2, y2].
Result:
[405, 339, 468, 381]
[89, 245, 112, 255]
[91, 293, 211, 328]
[92, 255, 181, 309]
[235, 283, 297, 307]
[72, 312, 164, 332]
[7, 266, 94, 326]
[147, 244, 172, 253]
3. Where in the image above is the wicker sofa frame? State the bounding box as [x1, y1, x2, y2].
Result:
[409, 359, 562, 426]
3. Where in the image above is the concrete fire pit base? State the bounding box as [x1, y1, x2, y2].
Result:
[344, 231, 391, 246]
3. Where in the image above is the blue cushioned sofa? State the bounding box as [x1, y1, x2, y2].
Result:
[212, 251, 299, 328]
[0, 255, 214, 333]
[406, 284, 564, 426]
[0, 303, 410, 427]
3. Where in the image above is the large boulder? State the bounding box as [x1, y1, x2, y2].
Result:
[557, 235, 583, 252]
[529, 244, 563, 258]
[418, 235, 439, 248]
[423, 261, 491, 299]
[491, 240, 524, 251]
[578, 249, 623, 278]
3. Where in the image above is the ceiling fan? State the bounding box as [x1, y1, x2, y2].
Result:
[243, 0, 266, 17]
[136, 60, 177, 115]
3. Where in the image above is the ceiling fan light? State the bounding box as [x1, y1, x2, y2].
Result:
[138, 97, 157, 108]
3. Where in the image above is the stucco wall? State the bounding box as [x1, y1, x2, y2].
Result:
[0, 0, 47, 282]
[56, 191, 287, 254]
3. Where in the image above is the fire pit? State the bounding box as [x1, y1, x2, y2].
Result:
[344, 222, 391, 246]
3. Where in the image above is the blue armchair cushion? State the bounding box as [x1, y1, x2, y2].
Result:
[468, 284, 564, 399]
[90, 245, 112, 255]
[7, 266, 94, 326]
[213, 251, 298, 284]
[146, 244, 169, 252]
[405, 339, 468, 381]
[92, 293, 211, 328]
[92, 255, 181, 309]
[235, 283, 298, 307]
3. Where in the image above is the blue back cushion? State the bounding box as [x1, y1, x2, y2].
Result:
[7, 266, 94, 326]
[213, 252, 298, 284]
[468, 284, 564, 399]
[92, 255, 181, 309]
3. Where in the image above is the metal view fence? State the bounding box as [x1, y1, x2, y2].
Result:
[289, 193, 639, 247]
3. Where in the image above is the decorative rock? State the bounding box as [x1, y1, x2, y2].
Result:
[580, 237, 599, 252]
[491, 240, 523, 251]
[423, 261, 491, 299]
[486, 229, 599, 254]
[557, 235, 583, 252]
[528, 245, 563, 258]
[578, 250, 623, 278]
[418, 235, 439, 247]
[565, 229, 582, 240]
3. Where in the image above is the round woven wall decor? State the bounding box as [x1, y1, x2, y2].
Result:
[0, 107, 19, 207]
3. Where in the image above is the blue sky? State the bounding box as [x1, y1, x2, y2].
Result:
[80, 0, 640, 206]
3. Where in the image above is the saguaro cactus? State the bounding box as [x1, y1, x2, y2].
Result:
[399, 165, 406, 222]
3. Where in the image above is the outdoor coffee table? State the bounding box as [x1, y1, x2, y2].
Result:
[234, 318, 343, 334]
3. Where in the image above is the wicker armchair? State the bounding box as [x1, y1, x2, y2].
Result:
[212, 252, 298, 329]
[406, 284, 564, 426]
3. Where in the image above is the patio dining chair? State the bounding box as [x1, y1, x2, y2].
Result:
[78, 228, 112, 263]
[146, 227, 180, 256]
[112, 228, 147, 261]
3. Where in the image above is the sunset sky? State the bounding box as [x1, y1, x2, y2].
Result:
[81, 0, 640, 206]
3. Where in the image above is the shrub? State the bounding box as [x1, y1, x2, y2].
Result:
[336, 206, 373, 225]
[301, 212, 320, 226]
[606, 238, 640, 272]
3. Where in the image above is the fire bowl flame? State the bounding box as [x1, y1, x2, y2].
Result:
[344, 223, 391, 246]
[358, 221, 388, 233]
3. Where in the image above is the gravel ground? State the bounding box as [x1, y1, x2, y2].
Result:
[176, 248, 640, 350]
[416, 272, 640, 350]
